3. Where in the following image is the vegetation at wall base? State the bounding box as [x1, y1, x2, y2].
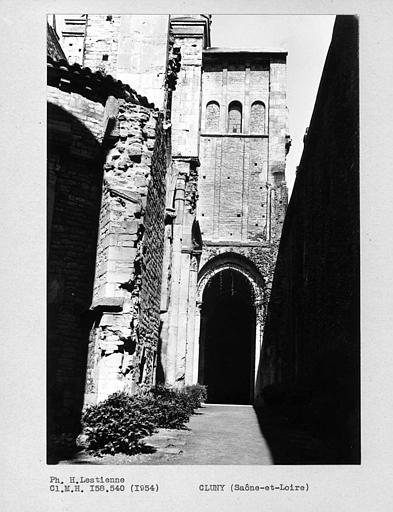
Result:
[81, 393, 158, 456]
[183, 383, 208, 408]
[81, 384, 207, 456]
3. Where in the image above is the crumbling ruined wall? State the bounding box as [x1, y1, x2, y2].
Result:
[47, 41, 172, 453]
[138, 116, 168, 385]
[86, 100, 169, 403]
[52, 14, 179, 409]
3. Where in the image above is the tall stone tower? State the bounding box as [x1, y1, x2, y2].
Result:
[199, 49, 288, 244]
[193, 48, 290, 404]
[159, 25, 290, 404]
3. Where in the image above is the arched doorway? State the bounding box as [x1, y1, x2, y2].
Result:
[198, 268, 256, 404]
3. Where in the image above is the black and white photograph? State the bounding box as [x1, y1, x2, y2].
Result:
[46, 13, 359, 466]
[2, 1, 393, 511]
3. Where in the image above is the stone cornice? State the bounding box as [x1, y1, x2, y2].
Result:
[90, 296, 124, 311]
[172, 155, 201, 166]
[170, 15, 211, 48]
[204, 47, 287, 56]
[107, 186, 143, 206]
[200, 133, 268, 138]
[203, 240, 274, 248]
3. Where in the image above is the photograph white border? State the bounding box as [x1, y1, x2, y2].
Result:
[2, 0, 393, 510]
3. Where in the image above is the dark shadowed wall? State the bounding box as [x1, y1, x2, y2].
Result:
[259, 16, 359, 463]
[47, 91, 105, 441]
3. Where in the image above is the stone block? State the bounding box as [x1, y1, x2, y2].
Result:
[107, 246, 137, 262]
[127, 142, 143, 157]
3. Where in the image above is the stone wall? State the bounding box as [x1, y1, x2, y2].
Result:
[47, 86, 105, 436]
[259, 16, 359, 463]
[83, 15, 121, 77]
[47, 87, 105, 142]
[137, 110, 168, 386]
[49, 18, 179, 446]
[61, 16, 87, 65]
[200, 243, 278, 296]
[81, 15, 171, 109]
[116, 15, 170, 108]
[159, 16, 209, 386]
[85, 101, 169, 404]
[198, 54, 288, 247]
[197, 52, 289, 335]
[48, 50, 171, 448]
[195, 51, 289, 403]
[170, 35, 204, 156]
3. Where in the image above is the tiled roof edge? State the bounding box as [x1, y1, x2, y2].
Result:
[47, 56, 156, 110]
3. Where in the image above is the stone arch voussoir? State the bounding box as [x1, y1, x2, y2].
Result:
[197, 252, 266, 306]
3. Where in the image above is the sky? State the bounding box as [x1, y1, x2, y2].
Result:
[210, 15, 335, 194]
[53, 14, 335, 195]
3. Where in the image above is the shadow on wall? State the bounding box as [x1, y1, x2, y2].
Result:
[47, 103, 105, 462]
[155, 321, 166, 385]
[254, 15, 360, 464]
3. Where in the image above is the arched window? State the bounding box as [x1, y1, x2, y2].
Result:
[228, 101, 242, 133]
[205, 101, 220, 131]
[250, 101, 266, 133]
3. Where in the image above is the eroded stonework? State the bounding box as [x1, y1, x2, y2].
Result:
[86, 100, 169, 402]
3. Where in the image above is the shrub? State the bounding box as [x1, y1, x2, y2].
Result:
[150, 385, 193, 428]
[81, 384, 208, 456]
[183, 384, 208, 408]
[82, 392, 157, 456]
[148, 384, 207, 428]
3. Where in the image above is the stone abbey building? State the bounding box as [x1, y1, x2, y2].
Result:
[47, 14, 290, 437]
[48, 14, 360, 464]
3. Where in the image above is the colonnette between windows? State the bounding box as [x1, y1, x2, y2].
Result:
[205, 100, 266, 134]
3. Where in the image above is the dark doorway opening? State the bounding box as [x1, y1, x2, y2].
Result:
[198, 268, 256, 404]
